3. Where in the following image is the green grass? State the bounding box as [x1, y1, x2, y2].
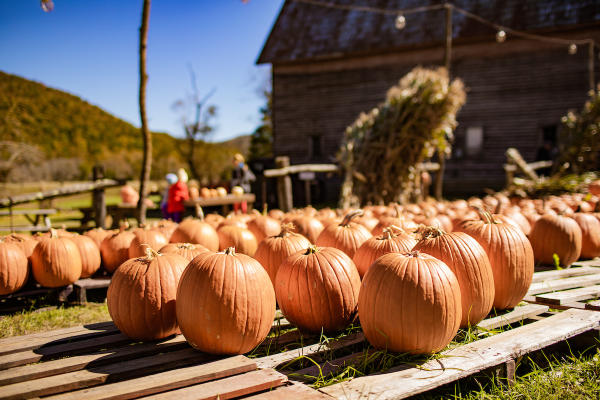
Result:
[0, 302, 110, 338]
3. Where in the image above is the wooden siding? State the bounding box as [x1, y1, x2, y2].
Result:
[271, 34, 600, 195]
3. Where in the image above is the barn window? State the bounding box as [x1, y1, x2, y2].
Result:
[309, 135, 323, 159]
[465, 126, 484, 157]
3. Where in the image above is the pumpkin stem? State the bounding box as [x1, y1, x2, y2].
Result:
[416, 225, 445, 240]
[393, 204, 401, 218]
[49, 228, 57, 239]
[144, 245, 161, 260]
[472, 206, 497, 224]
[119, 220, 129, 232]
[178, 243, 195, 250]
[224, 247, 236, 256]
[407, 250, 421, 258]
[304, 245, 319, 255]
[279, 223, 295, 237]
[381, 227, 394, 240]
[262, 203, 268, 216]
[341, 209, 364, 226]
[195, 205, 205, 220]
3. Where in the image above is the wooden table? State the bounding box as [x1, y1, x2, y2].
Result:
[0, 208, 56, 232]
[78, 205, 163, 228]
[184, 194, 256, 214]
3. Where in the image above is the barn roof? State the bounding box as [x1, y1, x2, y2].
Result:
[257, 0, 600, 64]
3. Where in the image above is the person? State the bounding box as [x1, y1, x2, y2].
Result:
[161, 173, 178, 219]
[231, 153, 255, 213]
[167, 168, 189, 222]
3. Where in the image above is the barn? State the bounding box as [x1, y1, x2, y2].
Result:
[256, 0, 600, 202]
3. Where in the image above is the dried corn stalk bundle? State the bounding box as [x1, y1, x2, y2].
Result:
[339, 67, 465, 207]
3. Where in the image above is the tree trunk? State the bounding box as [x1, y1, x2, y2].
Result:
[136, 0, 152, 225]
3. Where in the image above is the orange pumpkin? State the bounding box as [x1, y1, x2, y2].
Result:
[456, 209, 534, 309]
[217, 225, 257, 256]
[353, 227, 417, 278]
[31, 229, 82, 287]
[573, 213, 600, 259]
[100, 227, 135, 273]
[69, 235, 102, 279]
[285, 215, 324, 244]
[170, 207, 219, 252]
[0, 241, 29, 295]
[529, 214, 582, 267]
[160, 242, 209, 262]
[3, 234, 37, 264]
[107, 249, 187, 340]
[315, 210, 372, 259]
[247, 215, 281, 243]
[359, 251, 461, 353]
[254, 223, 311, 285]
[128, 227, 169, 258]
[275, 246, 361, 333]
[176, 248, 276, 354]
[84, 228, 112, 248]
[413, 227, 494, 327]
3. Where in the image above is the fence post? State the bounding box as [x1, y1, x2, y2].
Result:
[275, 156, 293, 212]
[92, 165, 106, 229]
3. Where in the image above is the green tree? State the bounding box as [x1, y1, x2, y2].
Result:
[248, 85, 272, 160]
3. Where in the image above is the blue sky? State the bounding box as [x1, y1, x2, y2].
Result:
[0, 0, 284, 141]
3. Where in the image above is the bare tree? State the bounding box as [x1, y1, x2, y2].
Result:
[136, 0, 152, 224]
[172, 69, 217, 180]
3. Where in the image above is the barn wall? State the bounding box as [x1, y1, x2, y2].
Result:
[271, 33, 600, 197]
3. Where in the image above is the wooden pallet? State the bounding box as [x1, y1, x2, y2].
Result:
[524, 259, 600, 309]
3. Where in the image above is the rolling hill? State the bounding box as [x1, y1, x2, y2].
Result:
[0, 70, 250, 183]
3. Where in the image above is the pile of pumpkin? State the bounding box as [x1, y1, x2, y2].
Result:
[1, 190, 599, 356]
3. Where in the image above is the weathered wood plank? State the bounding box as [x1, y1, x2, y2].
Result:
[0, 336, 188, 385]
[256, 333, 365, 369]
[0, 321, 117, 356]
[477, 304, 549, 331]
[585, 299, 600, 311]
[0, 348, 207, 400]
[319, 309, 600, 400]
[243, 381, 333, 400]
[530, 266, 599, 283]
[141, 369, 287, 400]
[571, 258, 600, 268]
[43, 355, 256, 400]
[290, 352, 363, 381]
[536, 285, 600, 305]
[0, 332, 132, 370]
[527, 273, 600, 296]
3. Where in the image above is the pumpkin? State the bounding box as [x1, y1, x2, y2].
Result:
[268, 209, 285, 220]
[100, 227, 135, 273]
[589, 180, 600, 196]
[128, 227, 169, 258]
[315, 210, 372, 259]
[372, 206, 417, 236]
[254, 223, 311, 285]
[275, 246, 361, 333]
[170, 207, 219, 251]
[247, 215, 281, 243]
[285, 215, 324, 244]
[0, 241, 29, 295]
[69, 235, 102, 279]
[31, 229, 82, 287]
[529, 214, 582, 267]
[217, 225, 257, 256]
[359, 251, 461, 353]
[573, 213, 600, 259]
[152, 220, 178, 241]
[176, 247, 276, 354]
[353, 227, 417, 278]
[160, 242, 209, 262]
[107, 249, 187, 340]
[413, 227, 494, 327]
[84, 228, 112, 248]
[455, 209, 534, 309]
[3, 234, 37, 263]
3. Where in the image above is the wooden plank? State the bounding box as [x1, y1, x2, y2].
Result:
[530, 266, 599, 283]
[0, 336, 188, 385]
[264, 164, 339, 178]
[141, 369, 287, 400]
[243, 381, 333, 400]
[43, 355, 256, 400]
[290, 352, 363, 380]
[319, 309, 600, 400]
[585, 300, 600, 311]
[476, 304, 549, 331]
[0, 209, 57, 216]
[536, 285, 600, 305]
[527, 273, 600, 296]
[0, 321, 117, 356]
[572, 258, 600, 267]
[74, 278, 111, 290]
[256, 333, 365, 369]
[0, 332, 132, 370]
[0, 348, 207, 399]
